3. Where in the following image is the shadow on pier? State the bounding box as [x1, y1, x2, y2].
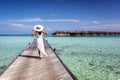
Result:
[0, 39, 77, 80]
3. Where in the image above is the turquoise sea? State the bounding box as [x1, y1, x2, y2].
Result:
[0, 35, 33, 73]
[0, 35, 120, 80]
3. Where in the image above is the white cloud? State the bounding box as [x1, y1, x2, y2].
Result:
[8, 17, 80, 23]
[45, 18, 80, 22]
[2, 18, 120, 32]
[101, 24, 120, 31]
[84, 23, 120, 31]
[92, 21, 100, 24]
[9, 17, 42, 22]
[102, 24, 120, 27]
[8, 23, 31, 28]
[11, 23, 24, 27]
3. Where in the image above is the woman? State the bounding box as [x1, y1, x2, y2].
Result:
[32, 25, 48, 59]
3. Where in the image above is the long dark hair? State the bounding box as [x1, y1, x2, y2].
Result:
[37, 31, 42, 35]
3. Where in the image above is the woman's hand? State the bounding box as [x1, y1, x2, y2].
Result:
[43, 29, 48, 35]
[32, 30, 36, 36]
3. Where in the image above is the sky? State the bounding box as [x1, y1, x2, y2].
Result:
[0, 0, 120, 34]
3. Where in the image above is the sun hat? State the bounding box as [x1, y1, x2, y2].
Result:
[33, 25, 44, 32]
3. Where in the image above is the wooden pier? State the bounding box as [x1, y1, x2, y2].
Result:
[0, 39, 77, 80]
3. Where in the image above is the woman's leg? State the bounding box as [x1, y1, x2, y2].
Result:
[38, 50, 42, 58]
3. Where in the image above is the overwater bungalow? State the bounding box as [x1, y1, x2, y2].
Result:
[52, 31, 120, 36]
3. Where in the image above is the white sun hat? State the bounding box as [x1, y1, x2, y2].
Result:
[33, 25, 44, 32]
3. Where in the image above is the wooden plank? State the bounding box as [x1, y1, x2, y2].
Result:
[0, 39, 76, 80]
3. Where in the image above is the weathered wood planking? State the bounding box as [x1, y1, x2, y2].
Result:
[0, 39, 77, 80]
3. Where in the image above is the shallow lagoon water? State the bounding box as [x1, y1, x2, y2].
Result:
[46, 36, 120, 80]
[0, 36, 33, 73]
[0, 35, 120, 80]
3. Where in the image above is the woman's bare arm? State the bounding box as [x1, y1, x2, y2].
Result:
[32, 30, 36, 36]
[43, 29, 48, 35]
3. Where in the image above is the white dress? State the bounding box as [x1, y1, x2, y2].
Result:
[36, 32, 48, 56]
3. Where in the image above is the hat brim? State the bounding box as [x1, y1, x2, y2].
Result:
[33, 25, 44, 32]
